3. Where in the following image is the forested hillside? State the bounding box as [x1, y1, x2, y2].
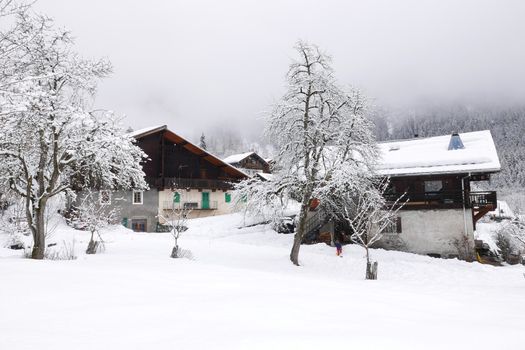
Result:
[375, 105, 525, 210]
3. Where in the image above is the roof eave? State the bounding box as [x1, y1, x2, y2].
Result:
[379, 167, 501, 177]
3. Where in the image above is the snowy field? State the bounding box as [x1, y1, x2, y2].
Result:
[1, 214, 524, 350]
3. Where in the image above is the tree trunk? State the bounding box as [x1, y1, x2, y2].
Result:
[31, 207, 46, 259]
[86, 240, 99, 254]
[86, 231, 98, 254]
[290, 234, 302, 266]
[170, 245, 179, 258]
[366, 261, 378, 280]
[290, 201, 310, 266]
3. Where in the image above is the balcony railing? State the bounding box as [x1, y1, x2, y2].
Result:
[146, 177, 233, 191]
[384, 191, 496, 209]
[162, 200, 218, 211]
[469, 191, 497, 209]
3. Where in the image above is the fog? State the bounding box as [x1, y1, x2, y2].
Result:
[36, 0, 525, 140]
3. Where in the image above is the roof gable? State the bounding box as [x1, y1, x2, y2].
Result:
[129, 125, 248, 179]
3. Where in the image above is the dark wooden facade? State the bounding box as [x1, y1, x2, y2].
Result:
[229, 153, 271, 174]
[134, 126, 247, 190]
[384, 173, 497, 229]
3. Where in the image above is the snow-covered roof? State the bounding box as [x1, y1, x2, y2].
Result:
[378, 130, 501, 176]
[127, 125, 166, 138]
[256, 172, 274, 181]
[223, 152, 256, 164]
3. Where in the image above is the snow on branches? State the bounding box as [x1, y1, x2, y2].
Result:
[342, 178, 405, 279]
[265, 41, 378, 265]
[0, 8, 147, 259]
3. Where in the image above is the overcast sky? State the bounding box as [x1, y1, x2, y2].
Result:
[36, 0, 525, 139]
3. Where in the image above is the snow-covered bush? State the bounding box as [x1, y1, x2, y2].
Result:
[0, 192, 29, 249]
[233, 176, 293, 228]
[495, 220, 525, 264]
[42, 240, 77, 261]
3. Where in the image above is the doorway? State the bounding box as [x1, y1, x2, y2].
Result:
[201, 192, 210, 209]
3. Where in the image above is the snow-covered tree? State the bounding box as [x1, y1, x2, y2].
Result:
[263, 41, 378, 266]
[342, 179, 405, 279]
[199, 132, 207, 150]
[234, 175, 292, 226]
[0, 12, 147, 259]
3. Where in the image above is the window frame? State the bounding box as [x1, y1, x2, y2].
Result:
[383, 216, 402, 234]
[424, 180, 443, 193]
[99, 190, 111, 205]
[132, 190, 144, 205]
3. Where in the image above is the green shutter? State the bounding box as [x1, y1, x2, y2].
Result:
[122, 217, 128, 227]
[173, 192, 180, 203]
[225, 193, 231, 203]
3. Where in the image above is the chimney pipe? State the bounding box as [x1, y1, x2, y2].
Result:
[448, 132, 465, 150]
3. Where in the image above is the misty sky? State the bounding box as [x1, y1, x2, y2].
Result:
[36, 0, 525, 139]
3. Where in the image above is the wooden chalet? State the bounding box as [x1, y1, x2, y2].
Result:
[132, 125, 247, 191]
[116, 125, 248, 232]
[305, 130, 501, 260]
[223, 152, 271, 177]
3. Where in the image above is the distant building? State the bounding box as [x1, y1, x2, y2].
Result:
[223, 152, 271, 177]
[306, 130, 501, 260]
[113, 125, 247, 232]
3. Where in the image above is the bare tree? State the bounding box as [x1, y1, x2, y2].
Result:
[343, 179, 405, 280]
[158, 189, 192, 258]
[71, 190, 120, 254]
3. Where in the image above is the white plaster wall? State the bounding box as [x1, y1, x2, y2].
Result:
[157, 189, 234, 221]
[377, 208, 475, 258]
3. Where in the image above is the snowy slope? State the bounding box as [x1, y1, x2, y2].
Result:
[1, 214, 524, 350]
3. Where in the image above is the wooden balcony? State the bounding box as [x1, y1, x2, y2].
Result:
[469, 191, 497, 210]
[385, 191, 497, 210]
[146, 177, 233, 191]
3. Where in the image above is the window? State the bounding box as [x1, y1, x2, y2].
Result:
[383, 216, 402, 234]
[131, 219, 147, 232]
[183, 202, 198, 209]
[99, 190, 111, 205]
[424, 180, 443, 193]
[132, 190, 143, 205]
[225, 193, 231, 203]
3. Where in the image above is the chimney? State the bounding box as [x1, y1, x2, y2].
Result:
[448, 132, 465, 150]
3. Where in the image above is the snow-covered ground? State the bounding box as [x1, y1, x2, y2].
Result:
[1, 214, 524, 350]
